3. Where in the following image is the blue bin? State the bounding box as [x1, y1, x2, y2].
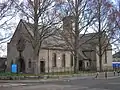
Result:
[11, 64, 17, 73]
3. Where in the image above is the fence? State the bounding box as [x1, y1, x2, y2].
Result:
[0, 66, 115, 80]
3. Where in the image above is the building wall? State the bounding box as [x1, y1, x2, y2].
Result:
[22, 42, 33, 73]
[7, 42, 34, 73]
[7, 21, 34, 73]
[7, 19, 113, 73]
[38, 49, 73, 73]
[103, 50, 113, 70]
[6, 23, 22, 71]
[96, 46, 112, 71]
[7, 42, 19, 71]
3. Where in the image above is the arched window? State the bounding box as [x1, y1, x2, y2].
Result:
[104, 50, 107, 64]
[87, 62, 89, 67]
[28, 59, 31, 68]
[70, 54, 73, 67]
[52, 53, 57, 67]
[62, 54, 66, 67]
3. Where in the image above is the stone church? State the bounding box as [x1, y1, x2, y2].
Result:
[7, 17, 113, 74]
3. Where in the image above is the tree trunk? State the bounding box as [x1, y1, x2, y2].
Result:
[33, 48, 39, 74]
[73, 0, 79, 74]
[99, 54, 102, 71]
[32, 0, 39, 74]
[74, 52, 78, 73]
[98, 0, 102, 72]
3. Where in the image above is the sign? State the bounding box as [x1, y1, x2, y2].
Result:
[11, 64, 17, 73]
[118, 63, 120, 67]
[112, 63, 116, 68]
[112, 62, 120, 68]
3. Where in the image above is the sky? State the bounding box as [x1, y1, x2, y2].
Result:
[0, 0, 25, 57]
[0, 17, 19, 57]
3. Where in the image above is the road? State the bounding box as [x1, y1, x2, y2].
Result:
[0, 76, 120, 90]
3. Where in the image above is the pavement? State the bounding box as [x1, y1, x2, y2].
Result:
[0, 72, 120, 88]
[0, 75, 93, 83]
[0, 83, 28, 87]
[1, 75, 120, 90]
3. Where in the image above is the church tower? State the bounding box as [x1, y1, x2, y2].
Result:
[62, 16, 75, 39]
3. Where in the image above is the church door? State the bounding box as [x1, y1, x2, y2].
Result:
[18, 58, 25, 73]
[40, 61, 45, 73]
[79, 60, 83, 71]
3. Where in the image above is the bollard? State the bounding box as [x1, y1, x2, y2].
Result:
[105, 71, 107, 79]
[95, 72, 99, 79]
[118, 71, 120, 76]
[114, 71, 115, 76]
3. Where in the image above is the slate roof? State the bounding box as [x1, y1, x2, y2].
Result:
[113, 52, 120, 58]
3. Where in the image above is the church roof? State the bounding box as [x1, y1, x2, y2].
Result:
[113, 52, 120, 58]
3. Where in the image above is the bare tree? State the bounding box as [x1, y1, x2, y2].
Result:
[13, 0, 59, 74]
[110, 0, 120, 53]
[88, 0, 119, 71]
[0, 0, 14, 41]
[54, 0, 120, 72]
[0, 0, 16, 56]
[54, 0, 96, 73]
